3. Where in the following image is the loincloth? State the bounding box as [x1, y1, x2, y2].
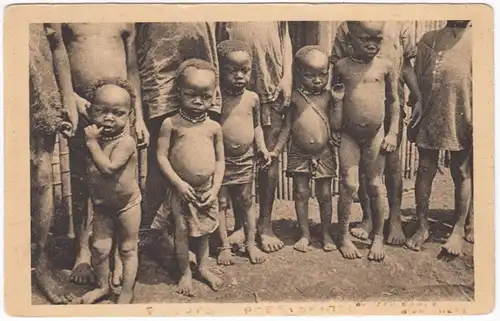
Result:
[222, 147, 255, 186]
[286, 141, 336, 179]
[170, 179, 219, 238]
[342, 118, 382, 148]
[93, 195, 142, 217]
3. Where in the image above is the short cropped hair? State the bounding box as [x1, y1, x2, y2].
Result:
[294, 45, 328, 68]
[217, 40, 253, 61]
[85, 77, 136, 107]
[175, 58, 217, 87]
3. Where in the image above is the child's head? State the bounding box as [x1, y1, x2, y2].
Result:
[86, 78, 135, 137]
[217, 40, 252, 91]
[294, 46, 329, 93]
[175, 59, 217, 115]
[347, 21, 385, 60]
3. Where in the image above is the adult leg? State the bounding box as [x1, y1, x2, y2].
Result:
[465, 152, 474, 243]
[257, 106, 285, 252]
[405, 148, 439, 251]
[78, 210, 113, 304]
[216, 186, 233, 266]
[32, 134, 74, 304]
[69, 136, 95, 285]
[292, 176, 312, 252]
[315, 177, 336, 251]
[442, 148, 472, 255]
[351, 170, 372, 240]
[361, 129, 386, 261]
[337, 132, 363, 259]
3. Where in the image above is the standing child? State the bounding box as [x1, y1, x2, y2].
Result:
[156, 59, 224, 296]
[215, 40, 270, 265]
[77, 79, 141, 304]
[279, 46, 338, 252]
[331, 21, 419, 245]
[332, 21, 400, 261]
[405, 21, 473, 255]
[218, 22, 293, 253]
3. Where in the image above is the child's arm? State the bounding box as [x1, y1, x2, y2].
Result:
[156, 119, 196, 202]
[252, 95, 270, 163]
[382, 61, 400, 152]
[47, 23, 77, 136]
[84, 125, 136, 176]
[201, 123, 225, 207]
[124, 23, 149, 146]
[329, 63, 344, 147]
[270, 104, 292, 158]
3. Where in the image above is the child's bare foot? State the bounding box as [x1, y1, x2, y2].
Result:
[70, 251, 95, 285]
[77, 286, 110, 304]
[217, 248, 233, 266]
[323, 234, 337, 252]
[442, 231, 464, 256]
[228, 228, 245, 248]
[116, 290, 134, 304]
[260, 231, 284, 253]
[293, 237, 310, 252]
[465, 225, 474, 243]
[368, 235, 385, 261]
[176, 274, 194, 297]
[387, 216, 406, 245]
[350, 219, 372, 240]
[247, 244, 267, 264]
[34, 257, 75, 304]
[339, 235, 363, 259]
[198, 268, 223, 291]
[405, 226, 430, 252]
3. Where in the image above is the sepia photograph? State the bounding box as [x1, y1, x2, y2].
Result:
[3, 3, 494, 317]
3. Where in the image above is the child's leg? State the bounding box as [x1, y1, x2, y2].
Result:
[315, 177, 335, 251]
[195, 234, 223, 291]
[171, 197, 193, 297]
[351, 171, 372, 240]
[230, 183, 267, 263]
[337, 132, 363, 259]
[405, 148, 439, 251]
[465, 198, 474, 243]
[257, 106, 285, 253]
[111, 242, 122, 288]
[361, 129, 386, 261]
[32, 134, 74, 304]
[115, 203, 141, 304]
[442, 148, 472, 255]
[292, 175, 312, 252]
[79, 210, 113, 304]
[216, 186, 233, 266]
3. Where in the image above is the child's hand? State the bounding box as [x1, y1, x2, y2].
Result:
[175, 180, 197, 203]
[381, 133, 397, 153]
[330, 83, 345, 102]
[84, 124, 102, 142]
[199, 188, 218, 208]
[330, 131, 341, 147]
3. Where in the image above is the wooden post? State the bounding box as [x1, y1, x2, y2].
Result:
[59, 133, 74, 239]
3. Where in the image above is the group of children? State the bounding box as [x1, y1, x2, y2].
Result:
[30, 20, 473, 305]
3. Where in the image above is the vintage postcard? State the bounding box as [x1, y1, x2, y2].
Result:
[3, 2, 494, 317]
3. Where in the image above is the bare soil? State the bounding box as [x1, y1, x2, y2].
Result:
[32, 171, 474, 304]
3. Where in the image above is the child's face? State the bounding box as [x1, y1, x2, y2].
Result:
[348, 22, 385, 60]
[90, 85, 131, 136]
[296, 50, 329, 93]
[220, 51, 252, 90]
[179, 67, 216, 115]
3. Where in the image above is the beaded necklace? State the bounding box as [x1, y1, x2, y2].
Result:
[179, 109, 207, 124]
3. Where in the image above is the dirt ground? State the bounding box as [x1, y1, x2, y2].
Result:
[32, 170, 474, 304]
